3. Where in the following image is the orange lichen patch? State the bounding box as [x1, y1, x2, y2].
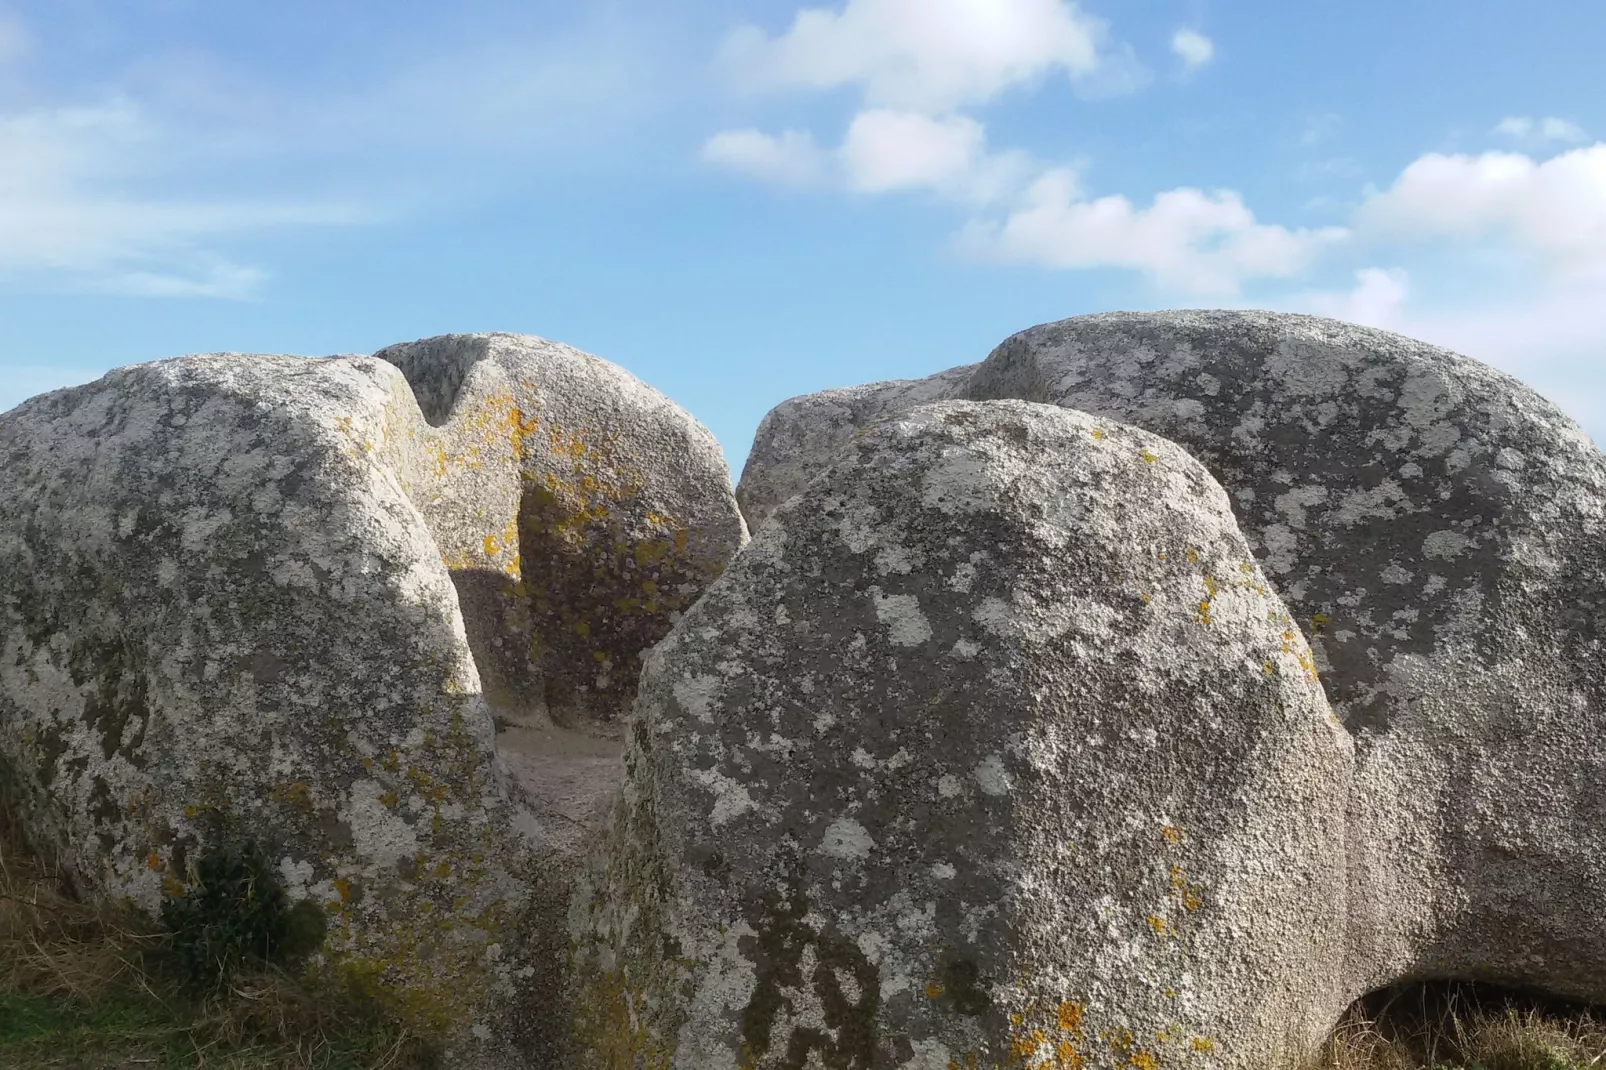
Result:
[1104, 1027, 1136, 1056]
[1190, 1037, 1215, 1053]
[1128, 1050, 1159, 1070]
[1057, 1001, 1084, 1034]
[379, 791, 399, 809]
[1159, 825, 1184, 846]
[1053, 1041, 1086, 1069]
[1012, 1029, 1048, 1058]
[1185, 547, 1199, 564]
[926, 980, 945, 999]
[1146, 915, 1170, 935]
[1169, 864, 1205, 913]
[1091, 428, 1106, 441]
[145, 851, 164, 872]
[1278, 628, 1321, 682]
[505, 405, 541, 461]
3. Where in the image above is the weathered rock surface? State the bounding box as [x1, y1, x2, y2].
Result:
[734, 310, 1606, 1007]
[736, 363, 977, 533]
[574, 399, 1353, 1069]
[376, 333, 746, 736]
[0, 333, 745, 1064]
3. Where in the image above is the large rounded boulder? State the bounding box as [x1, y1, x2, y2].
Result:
[735, 311, 1606, 1002]
[573, 399, 1353, 1069]
[0, 333, 745, 1065]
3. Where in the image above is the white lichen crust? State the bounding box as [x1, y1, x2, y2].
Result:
[574, 399, 1353, 1069]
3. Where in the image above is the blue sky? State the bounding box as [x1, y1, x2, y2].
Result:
[2, 0, 1603, 471]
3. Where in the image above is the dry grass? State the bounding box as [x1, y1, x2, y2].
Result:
[0, 801, 438, 1069]
[1310, 982, 1606, 1070]
[10, 797, 1606, 1069]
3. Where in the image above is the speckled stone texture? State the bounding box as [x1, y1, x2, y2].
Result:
[734, 310, 1606, 1008]
[573, 399, 1353, 1070]
[736, 363, 979, 533]
[0, 334, 746, 1066]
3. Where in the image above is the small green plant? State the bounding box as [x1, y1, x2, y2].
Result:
[160, 839, 326, 993]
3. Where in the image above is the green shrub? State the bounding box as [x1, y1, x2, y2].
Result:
[160, 839, 326, 993]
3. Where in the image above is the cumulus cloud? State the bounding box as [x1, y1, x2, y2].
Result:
[1355, 145, 1606, 279]
[841, 111, 986, 191]
[959, 169, 1348, 294]
[840, 110, 1036, 201]
[705, 110, 1035, 204]
[719, 0, 1128, 111]
[1492, 116, 1588, 144]
[1170, 29, 1214, 72]
[701, 128, 828, 187]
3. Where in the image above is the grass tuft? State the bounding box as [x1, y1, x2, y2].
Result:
[1, 801, 438, 1069]
[1308, 981, 1606, 1070]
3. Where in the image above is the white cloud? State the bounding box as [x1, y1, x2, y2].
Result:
[719, 0, 1125, 111]
[701, 128, 828, 186]
[705, 109, 1035, 204]
[840, 110, 1034, 202]
[1492, 116, 1588, 144]
[959, 169, 1348, 294]
[1170, 29, 1213, 72]
[1355, 145, 1606, 279]
[843, 110, 986, 192]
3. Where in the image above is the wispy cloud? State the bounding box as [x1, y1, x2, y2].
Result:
[0, 10, 29, 64]
[1300, 112, 1343, 146]
[1492, 115, 1588, 145]
[0, 10, 669, 298]
[0, 97, 375, 298]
